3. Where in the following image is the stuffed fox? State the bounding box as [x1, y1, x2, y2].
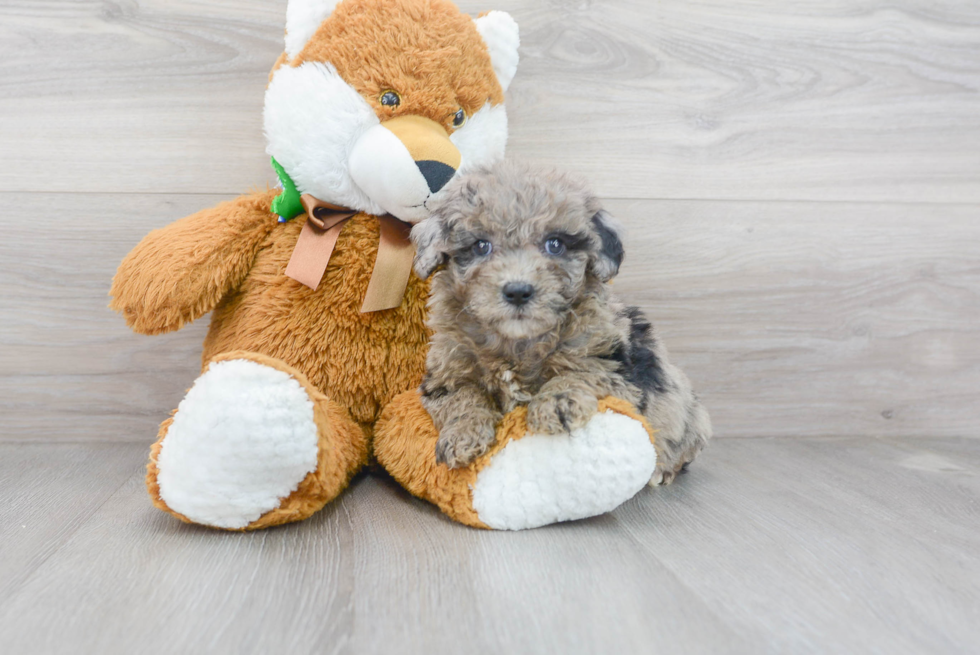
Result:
[111, 0, 657, 531]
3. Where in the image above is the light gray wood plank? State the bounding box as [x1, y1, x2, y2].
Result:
[0, 470, 358, 655]
[0, 438, 976, 654]
[0, 449, 744, 655]
[604, 197, 980, 439]
[0, 193, 220, 441]
[2, 193, 977, 441]
[0, 442, 145, 600]
[0, 0, 280, 194]
[342, 475, 747, 654]
[506, 0, 980, 203]
[616, 436, 980, 653]
[1, 1, 979, 201]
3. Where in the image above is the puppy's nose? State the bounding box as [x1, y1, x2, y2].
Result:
[502, 282, 535, 306]
[415, 160, 456, 193]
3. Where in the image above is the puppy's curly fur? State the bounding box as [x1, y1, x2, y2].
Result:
[412, 161, 712, 484]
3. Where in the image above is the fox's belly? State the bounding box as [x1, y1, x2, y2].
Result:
[202, 213, 430, 425]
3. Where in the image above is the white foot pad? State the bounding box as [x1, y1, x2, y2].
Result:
[156, 359, 320, 529]
[471, 411, 657, 530]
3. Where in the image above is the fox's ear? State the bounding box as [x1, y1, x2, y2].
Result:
[285, 0, 340, 59]
[474, 11, 520, 92]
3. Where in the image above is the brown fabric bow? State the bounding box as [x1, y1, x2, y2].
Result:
[284, 194, 414, 313]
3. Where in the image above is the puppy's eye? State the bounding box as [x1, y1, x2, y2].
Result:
[380, 90, 401, 107]
[543, 237, 566, 256]
[472, 240, 492, 257]
[451, 108, 466, 128]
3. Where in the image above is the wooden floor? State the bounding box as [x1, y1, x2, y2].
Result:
[0, 437, 977, 654]
[1, 0, 979, 653]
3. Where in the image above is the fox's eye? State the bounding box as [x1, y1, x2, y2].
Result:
[380, 90, 401, 107]
[472, 239, 492, 256]
[451, 108, 466, 128]
[544, 237, 566, 256]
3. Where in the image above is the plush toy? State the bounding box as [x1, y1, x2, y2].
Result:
[110, 0, 658, 532]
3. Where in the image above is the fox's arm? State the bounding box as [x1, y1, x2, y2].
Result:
[110, 190, 279, 335]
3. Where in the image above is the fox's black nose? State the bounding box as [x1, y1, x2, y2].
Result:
[415, 160, 456, 193]
[502, 282, 535, 306]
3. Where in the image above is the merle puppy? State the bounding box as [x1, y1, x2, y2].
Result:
[411, 161, 711, 484]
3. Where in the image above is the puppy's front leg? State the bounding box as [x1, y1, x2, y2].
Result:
[527, 375, 602, 435]
[422, 384, 501, 469]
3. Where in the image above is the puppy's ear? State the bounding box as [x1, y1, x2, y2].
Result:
[589, 210, 625, 281]
[411, 215, 449, 279]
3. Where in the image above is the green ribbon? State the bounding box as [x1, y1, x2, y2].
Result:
[270, 157, 305, 221]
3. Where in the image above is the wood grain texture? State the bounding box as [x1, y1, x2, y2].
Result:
[0, 443, 145, 600]
[341, 473, 747, 654]
[2, 193, 977, 441]
[605, 197, 980, 439]
[615, 435, 980, 653]
[1, 0, 978, 201]
[0, 437, 976, 654]
[0, 193, 218, 441]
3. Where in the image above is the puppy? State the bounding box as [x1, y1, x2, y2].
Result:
[412, 161, 712, 485]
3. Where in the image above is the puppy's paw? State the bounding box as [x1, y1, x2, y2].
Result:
[527, 389, 599, 435]
[649, 462, 689, 487]
[435, 418, 498, 469]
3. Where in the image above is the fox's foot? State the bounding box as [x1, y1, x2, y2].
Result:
[147, 351, 366, 530]
[376, 393, 657, 530]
